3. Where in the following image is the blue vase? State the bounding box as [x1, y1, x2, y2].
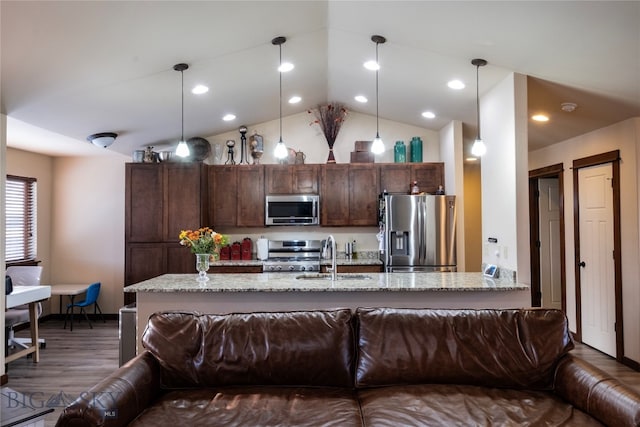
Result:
[394, 141, 406, 163]
[410, 137, 423, 163]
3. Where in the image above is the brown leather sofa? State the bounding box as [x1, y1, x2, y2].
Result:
[55, 308, 640, 427]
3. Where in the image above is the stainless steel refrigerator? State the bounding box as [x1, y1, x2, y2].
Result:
[380, 194, 457, 272]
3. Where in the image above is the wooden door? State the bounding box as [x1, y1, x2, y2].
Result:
[126, 164, 163, 242]
[578, 163, 616, 356]
[209, 166, 237, 226]
[165, 163, 204, 240]
[538, 178, 562, 310]
[349, 164, 378, 226]
[237, 165, 264, 226]
[321, 165, 349, 226]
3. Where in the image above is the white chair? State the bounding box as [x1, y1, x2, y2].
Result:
[5, 266, 46, 350]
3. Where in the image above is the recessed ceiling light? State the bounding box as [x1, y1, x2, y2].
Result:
[278, 62, 294, 72]
[192, 85, 209, 95]
[466, 157, 478, 162]
[355, 95, 368, 103]
[363, 60, 380, 71]
[421, 111, 436, 119]
[447, 80, 465, 90]
[222, 114, 236, 121]
[561, 102, 577, 112]
[532, 114, 549, 122]
[288, 96, 301, 104]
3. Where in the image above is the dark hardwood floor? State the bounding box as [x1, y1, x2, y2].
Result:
[3, 319, 640, 427]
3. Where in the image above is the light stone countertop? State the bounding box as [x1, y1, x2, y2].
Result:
[125, 272, 528, 293]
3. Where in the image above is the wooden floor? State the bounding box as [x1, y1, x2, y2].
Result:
[3, 319, 640, 427]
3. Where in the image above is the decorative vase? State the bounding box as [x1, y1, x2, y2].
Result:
[327, 143, 336, 163]
[195, 253, 210, 282]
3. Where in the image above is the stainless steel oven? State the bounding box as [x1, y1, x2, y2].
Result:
[262, 240, 322, 272]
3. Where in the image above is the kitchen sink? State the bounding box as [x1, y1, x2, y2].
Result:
[295, 273, 373, 281]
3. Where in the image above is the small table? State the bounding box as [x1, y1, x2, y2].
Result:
[6, 285, 51, 364]
[50, 284, 88, 330]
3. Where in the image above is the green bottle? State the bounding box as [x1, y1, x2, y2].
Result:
[394, 141, 406, 163]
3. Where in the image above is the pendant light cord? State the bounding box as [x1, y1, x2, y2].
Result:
[181, 68, 185, 142]
[279, 43, 283, 142]
[375, 41, 380, 137]
[475, 63, 480, 141]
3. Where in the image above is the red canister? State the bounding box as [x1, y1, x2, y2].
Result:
[241, 238, 253, 260]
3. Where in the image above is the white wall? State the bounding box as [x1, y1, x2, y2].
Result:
[205, 110, 440, 167]
[50, 156, 127, 314]
[529, 117, 640, 364]
[1, 113, 6, 376]
[480, 73, 528, 279]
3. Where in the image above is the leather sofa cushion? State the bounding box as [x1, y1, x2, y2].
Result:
[142, 309, 355, 388]
[358, 384, 602, 426]
[128, 387, 362, 427]
[356, 308, 574, 389]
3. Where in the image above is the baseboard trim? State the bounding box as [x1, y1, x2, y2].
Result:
[622, 356, 640, 372]
[40, 313, 118, 322]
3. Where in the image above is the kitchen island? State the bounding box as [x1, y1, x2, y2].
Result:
[126, 272, 530, 352]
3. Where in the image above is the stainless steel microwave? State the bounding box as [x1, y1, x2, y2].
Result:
[265, 195, 320, 226]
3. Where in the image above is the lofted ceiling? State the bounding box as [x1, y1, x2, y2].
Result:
[1, 1, 639, 157]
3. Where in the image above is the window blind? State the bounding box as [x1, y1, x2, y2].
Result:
[5, 175, 37, 262]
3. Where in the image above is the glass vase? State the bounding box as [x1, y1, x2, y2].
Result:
[195, 253, 210, 282]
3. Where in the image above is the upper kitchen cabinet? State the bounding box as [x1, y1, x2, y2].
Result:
[209, 165, 265, 227]
[265, 165, 319, 194]
[321, 164, 378, 226]
[209, 165, 237, 227]
[379, 163, 445, 194]
[125, 162, 207, 242]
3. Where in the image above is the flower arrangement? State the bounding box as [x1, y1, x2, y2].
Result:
[309, 102, 348, 163]
[179, 227, 229, 257]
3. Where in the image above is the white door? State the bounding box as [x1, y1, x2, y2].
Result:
[578, 163, 616, 356]
[538, 178, 562, 310]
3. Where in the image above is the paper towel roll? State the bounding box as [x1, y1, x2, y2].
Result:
[256, 238, 269, 260]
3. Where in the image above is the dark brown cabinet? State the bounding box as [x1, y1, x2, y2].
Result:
[265, 165, 319, 194]
[125, 163, 207, 303]
[209, 165, 264, 227]
[379, 163, 445, 195]
[321, 164, 378, 226]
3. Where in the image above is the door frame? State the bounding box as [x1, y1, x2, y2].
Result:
[529, 163, 565, 309]
[573, 150, 623, 361]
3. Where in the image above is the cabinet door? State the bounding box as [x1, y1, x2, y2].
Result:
[349, 164, 379, 226]
[237, 165, 265, 227]
[265, 165, 292, 194]
[167, 244, 195, 274]
[165, 163, 205, 240]
[321, 165, 349, 226]
[125, 244, 165, 285]
[379, 164, 411, 194]
[126, 164, 163, 242]
[292, 165, 319, 194]
[209, 166, 238, 227]
[412, 163, 445, 194]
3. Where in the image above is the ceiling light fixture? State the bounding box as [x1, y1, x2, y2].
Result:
[355, 95, 368, 103]
[272, 36, 289, 160]
[192, 84, 209, 95]
[289, 95, 301, 104]
[174, 63, 190, 158]
[561, 102, 577, 112]
[370, 35, 386, 155]
[222, 114, 236, 121]
[470, 58, 488, 157]
[531, 114, 549, 122]
[448, 80, 465, 90]
[87, 132, 117, 148]
[421, 111, 436, 119]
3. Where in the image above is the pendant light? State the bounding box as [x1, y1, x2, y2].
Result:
[370, 35, 386, 155]
[471, 58, 487, 157]
[272, 36, 289, 160]
[174, 63, 190, 158]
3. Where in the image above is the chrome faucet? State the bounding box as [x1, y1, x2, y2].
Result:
[324, 235, 337, 281]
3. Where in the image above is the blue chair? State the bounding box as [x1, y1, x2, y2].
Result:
[64, 282, 105, 331]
